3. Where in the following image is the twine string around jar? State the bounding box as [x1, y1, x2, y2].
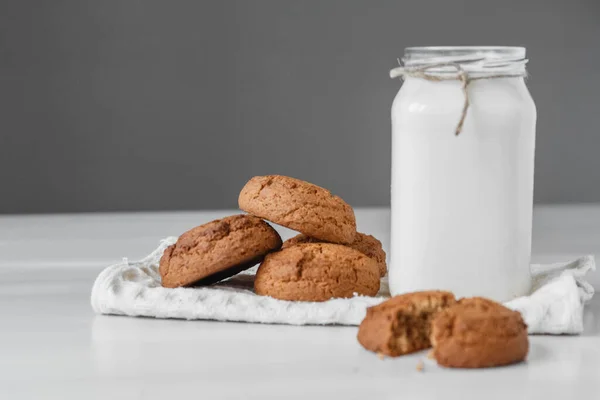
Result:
[390, 61, 526, 135]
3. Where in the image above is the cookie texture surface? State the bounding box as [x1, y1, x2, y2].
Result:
[431, 297, 529, 368]
[254, 243, 380, 302]
[357, 291, 456, 357]
[159, 214, 282, 288]
[283, 232, 387, 277]
[238, 175, 356, 244]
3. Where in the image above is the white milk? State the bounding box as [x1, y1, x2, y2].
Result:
[389, 47, 537, 302]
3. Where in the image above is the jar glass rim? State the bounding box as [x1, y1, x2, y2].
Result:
[402, 46, 527, 73]
[405, 46, 525, 52]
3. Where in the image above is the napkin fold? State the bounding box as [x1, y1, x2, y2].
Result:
[91, 237, 595, 334]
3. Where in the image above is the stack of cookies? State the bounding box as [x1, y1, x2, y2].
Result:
[159, 175, 386, 302]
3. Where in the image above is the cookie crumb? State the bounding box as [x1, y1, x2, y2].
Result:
[416, 360, 424, 372]
[427, 350, 435, 360]
[377, 352, 385, 360]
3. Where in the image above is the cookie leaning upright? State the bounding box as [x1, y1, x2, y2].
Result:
[254, 243, 380, 302]
[238, 175, 356, 244]
[159, 214, 282, 288]
[431, 297, 529, 368]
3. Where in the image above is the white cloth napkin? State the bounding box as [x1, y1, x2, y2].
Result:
[91, 237, 596, 334]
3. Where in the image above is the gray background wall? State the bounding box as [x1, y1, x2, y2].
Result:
[1, 0, 599, 213]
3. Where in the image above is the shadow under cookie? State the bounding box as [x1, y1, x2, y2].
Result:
[191, 256, 263, 287]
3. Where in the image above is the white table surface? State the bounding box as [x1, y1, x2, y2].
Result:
[1, 206, 599, 399]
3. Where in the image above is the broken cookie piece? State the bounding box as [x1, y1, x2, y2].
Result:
[357, 291, 456, 357]
[430, 297, 529, 368]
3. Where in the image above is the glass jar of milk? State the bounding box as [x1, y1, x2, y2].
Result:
[389, 47, 536, 302]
